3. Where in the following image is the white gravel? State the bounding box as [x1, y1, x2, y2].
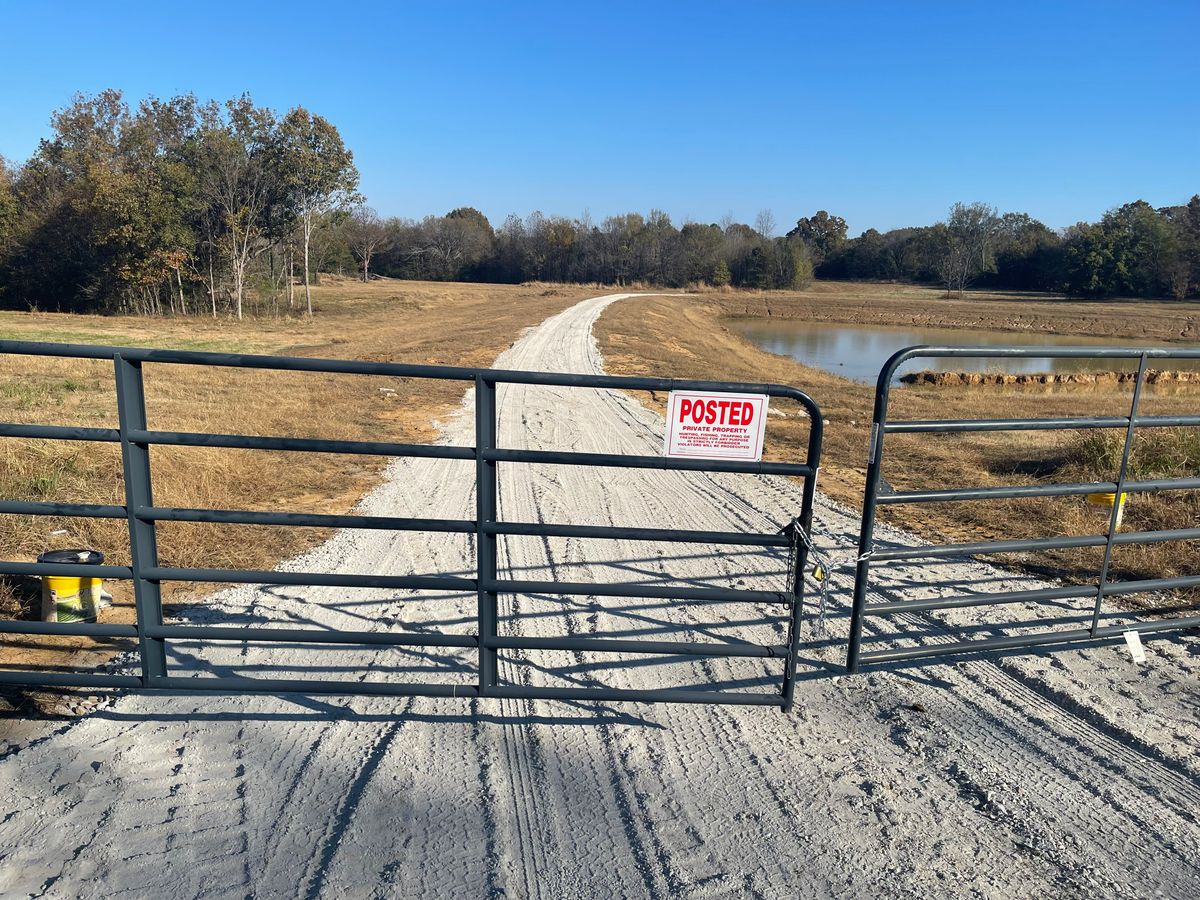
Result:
[0, 292, 1197, 898]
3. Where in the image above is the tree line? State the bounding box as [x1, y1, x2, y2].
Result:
[1, 91, 1197, 315]
[0, 90, 358, 317]
[343, 197, 1200, 302]
[358, 207, 813, 290]
[810, 199, 1200, 299]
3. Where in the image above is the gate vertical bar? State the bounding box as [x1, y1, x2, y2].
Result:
[1090, 353, 1148, 634]
[114, 354, 167, 682]
[847, 362, 897, 672]
[781, 417, 823, 711]
[476, 374, 499, 693]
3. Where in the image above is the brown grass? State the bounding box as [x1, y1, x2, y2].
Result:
[712, 281, 1200, 342]
[0, 277, 594, 676]
[595, 286, 1199, 607]
[5, 278, 1197, 687]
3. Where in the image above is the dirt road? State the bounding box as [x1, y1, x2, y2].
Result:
[1, 293, 1197, 898]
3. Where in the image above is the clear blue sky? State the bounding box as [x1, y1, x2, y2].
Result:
[1, 1, 1196, 235]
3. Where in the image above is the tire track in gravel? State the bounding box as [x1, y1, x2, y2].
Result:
[524, 486, 686, 899]
[491, 309, 973, 895]
[531, 291, 1199, 894]
[488, 410, 572, 900]
[247, 526, 454, 893]
[705, 490, 1200, 893]
[301, 713, 410, 899]
[512, 354, 865, 886]
[857, 607, 1200, 886]
[489, 380, 672, 898]
[853, 566, 1200, 808]
[849, 567, 1200, 827]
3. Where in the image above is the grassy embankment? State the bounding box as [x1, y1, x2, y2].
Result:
[0, 278, 594, 675]
[595, 282, 1200, 611]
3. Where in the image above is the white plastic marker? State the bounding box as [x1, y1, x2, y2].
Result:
[1124, 630, 1147, 664]
[663, 391, 769, 462]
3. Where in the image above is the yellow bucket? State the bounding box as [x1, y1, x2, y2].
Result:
[1086, 492, 1128, 529]
[38, 549, 104, 624]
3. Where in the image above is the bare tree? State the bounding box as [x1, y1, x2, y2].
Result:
[411, 214, 493, 279]
[755, 208, 776, 239]
[199, 100, 278, 320]
[936, 202, 1000, 297]
[343, 206, 389, 282]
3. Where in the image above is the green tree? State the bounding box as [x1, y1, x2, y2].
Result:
[0, 157, 18, 266]
[9, 90, 132, 311]
[788, 210, 848, 264]
[678, 222, 724, 284]
[1060, 221, 1118, 297]
[1179, 195, 1200, 298]
[275, 107, 360, 315]
[446, 207, 494, 236]
[711, 258, 731, 286]
[745, 246, 773, 289]
[989, 212, 1060, 291]
[783, 239, 814, 289]
[1103, 200, 1177, 297]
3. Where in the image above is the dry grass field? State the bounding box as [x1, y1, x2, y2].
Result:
[0, 278, 594, 677]
[4, 278, 1198, 686]
[595, 284, 1200, 606]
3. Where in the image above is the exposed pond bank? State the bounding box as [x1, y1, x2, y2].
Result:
[903, 369, 1200, 386]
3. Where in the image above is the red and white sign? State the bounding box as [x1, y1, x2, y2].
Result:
[663, 391, 769, 461]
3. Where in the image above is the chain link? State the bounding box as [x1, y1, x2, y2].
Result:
[781, 517, 874, 637]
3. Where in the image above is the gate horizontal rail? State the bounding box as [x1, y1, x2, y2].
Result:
[0, 340, 821, 711]
[849, 345, 1200, 670]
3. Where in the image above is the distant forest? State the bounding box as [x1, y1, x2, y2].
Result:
[1, 91, 1198, 316]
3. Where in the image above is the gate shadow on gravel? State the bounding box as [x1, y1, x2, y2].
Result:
[81, 700, 665, 728]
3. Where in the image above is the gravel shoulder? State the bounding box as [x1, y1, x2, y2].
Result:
[0, 293, 1196, 899]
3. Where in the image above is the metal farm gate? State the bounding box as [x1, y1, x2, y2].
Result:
[4, 339, 1199, 710]
[848, 346, 1200, 671]
[0, 340, 822, 711]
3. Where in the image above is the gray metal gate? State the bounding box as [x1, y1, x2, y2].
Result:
[848, 345, 1200, 671]
[0, 340, 823, 710]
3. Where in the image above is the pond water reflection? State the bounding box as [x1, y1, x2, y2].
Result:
[729, 319, 1200, 383]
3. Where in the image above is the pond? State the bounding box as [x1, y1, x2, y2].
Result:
[729, 318, 1200, 384]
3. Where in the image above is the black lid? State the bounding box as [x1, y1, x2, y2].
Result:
[37, 549, 105, 565]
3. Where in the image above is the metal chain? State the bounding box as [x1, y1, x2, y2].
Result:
[781, 517, 874, 637]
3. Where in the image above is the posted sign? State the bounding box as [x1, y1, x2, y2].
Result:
[663, 391, 769, 462]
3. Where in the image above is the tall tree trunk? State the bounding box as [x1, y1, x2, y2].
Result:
[233, 255, 244, 320]
[303, 213, 313, 317]
[209, 253, 217, 318]
[288, 250, 295, 309]
[230, 229, 247, 320]
[175, 267, 187, 316]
